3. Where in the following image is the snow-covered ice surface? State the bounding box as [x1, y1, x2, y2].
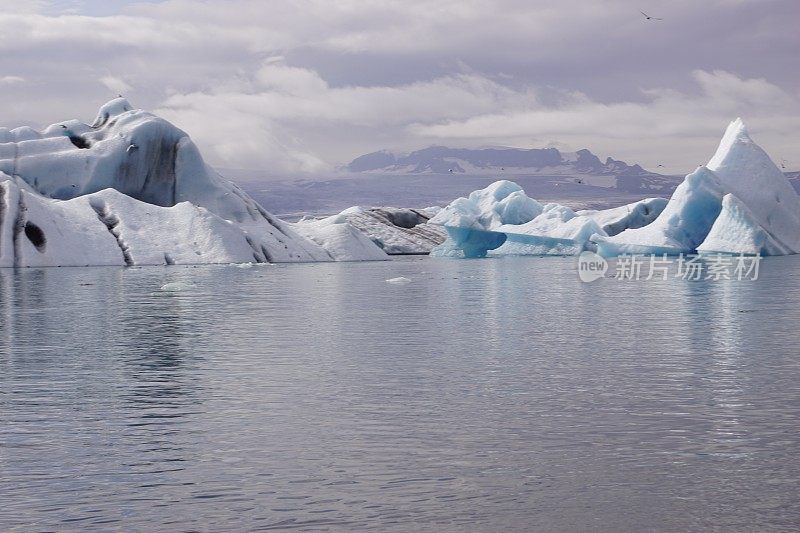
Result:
[0, 99, 386, 267]
[429, 181, 667, 258]
[593, 167, 727, 257]
[430, 180, 543, 231]
[594, 119, 800, 257]
[298, 206, 446, 255]
[696, 194, 790, 256]
[291, 212, 389, 262]
[576, 198, 668, 236]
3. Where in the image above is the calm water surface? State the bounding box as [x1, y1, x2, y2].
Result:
[1, 256, 800, 531]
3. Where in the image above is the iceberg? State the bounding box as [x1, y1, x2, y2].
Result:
[576, 197, 667, 237]
[696, 194, 791, 256]
[291, 210, 390, 262]
[0, 99, 387, 267]
[593, 166, 726, 256]
[299, 206, 447, 255]
[704, 118, 800, 253]
[429, 180, 543, 230]
[429, 180, 667, 257]
[593, 118, 800, 257]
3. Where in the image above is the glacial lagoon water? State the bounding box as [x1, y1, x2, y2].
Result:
[2, 256, 800, 531]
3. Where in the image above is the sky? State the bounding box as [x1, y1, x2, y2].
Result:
[0, 0, 797, 175]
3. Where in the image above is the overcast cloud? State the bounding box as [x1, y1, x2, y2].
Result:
[0, 0, 797, 174]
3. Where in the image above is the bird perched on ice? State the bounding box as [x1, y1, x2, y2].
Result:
[640, 11, 663, 20]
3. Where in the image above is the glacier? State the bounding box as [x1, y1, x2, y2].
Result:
[0, 99, 387, 267]
[594, 118, 800, 257]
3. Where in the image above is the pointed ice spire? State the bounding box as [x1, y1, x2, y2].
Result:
[707, 118, 753, 170]
[704, 117, 800, 252]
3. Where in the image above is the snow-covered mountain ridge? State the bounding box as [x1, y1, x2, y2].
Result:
[347, 146, 658, 177]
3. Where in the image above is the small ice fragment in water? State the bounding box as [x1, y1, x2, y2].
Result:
[230, 262, 254, 269]
[385, 276, 412, 284]
[159, 281, 197, 292]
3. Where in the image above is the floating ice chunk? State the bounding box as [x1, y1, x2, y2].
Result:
[594, 119, 800, 257]
[432, 180, 668, 257]
[429, 180, 542, 230]
[491, 232, 587, 256]
[431, 227, 508, 258]
[697, 194, 791, 256]
[323, 206, 446, 255]
[292, 215, 388, 261]
[593, 167, 725, 256]
[385, 276, 412, 284]
[487, 206, 605, 256]
[0, 98, 389, 265]
[577, 197, 667, 236]
[705, 118, 800, 253]
[430, 225, 591, 258]
[159, 281, 197, 292]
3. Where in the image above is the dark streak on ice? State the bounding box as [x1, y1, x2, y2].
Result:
[260, 245, 273, 263]
[256, 204, 291, 238]
[24, 222, 46, 252]
[244, 235, 265, 263]
[11, 192, 26, 268]
[90, 198, 133, 266]
[117, 134, 179, 208]
[92, 112, 110, 128]
[68, 135, 91, 149]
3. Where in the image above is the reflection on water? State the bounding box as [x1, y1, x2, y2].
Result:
[1, 257, 800, 531]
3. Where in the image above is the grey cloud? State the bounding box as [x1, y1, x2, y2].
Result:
[0, 0, 796, 175]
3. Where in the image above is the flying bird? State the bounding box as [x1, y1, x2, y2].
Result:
[640, 11, 663, 21]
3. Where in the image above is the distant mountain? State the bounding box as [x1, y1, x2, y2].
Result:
[346, 146, 658, 177]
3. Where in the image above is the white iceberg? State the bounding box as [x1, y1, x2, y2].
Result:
[696, 193, 790, 256]
[594, 118, 800, 256]
[576, 197, 668, 236]
[0, 99, 387, 267]
[292, 211, 389, 262]
[299, 206, 446, 255]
